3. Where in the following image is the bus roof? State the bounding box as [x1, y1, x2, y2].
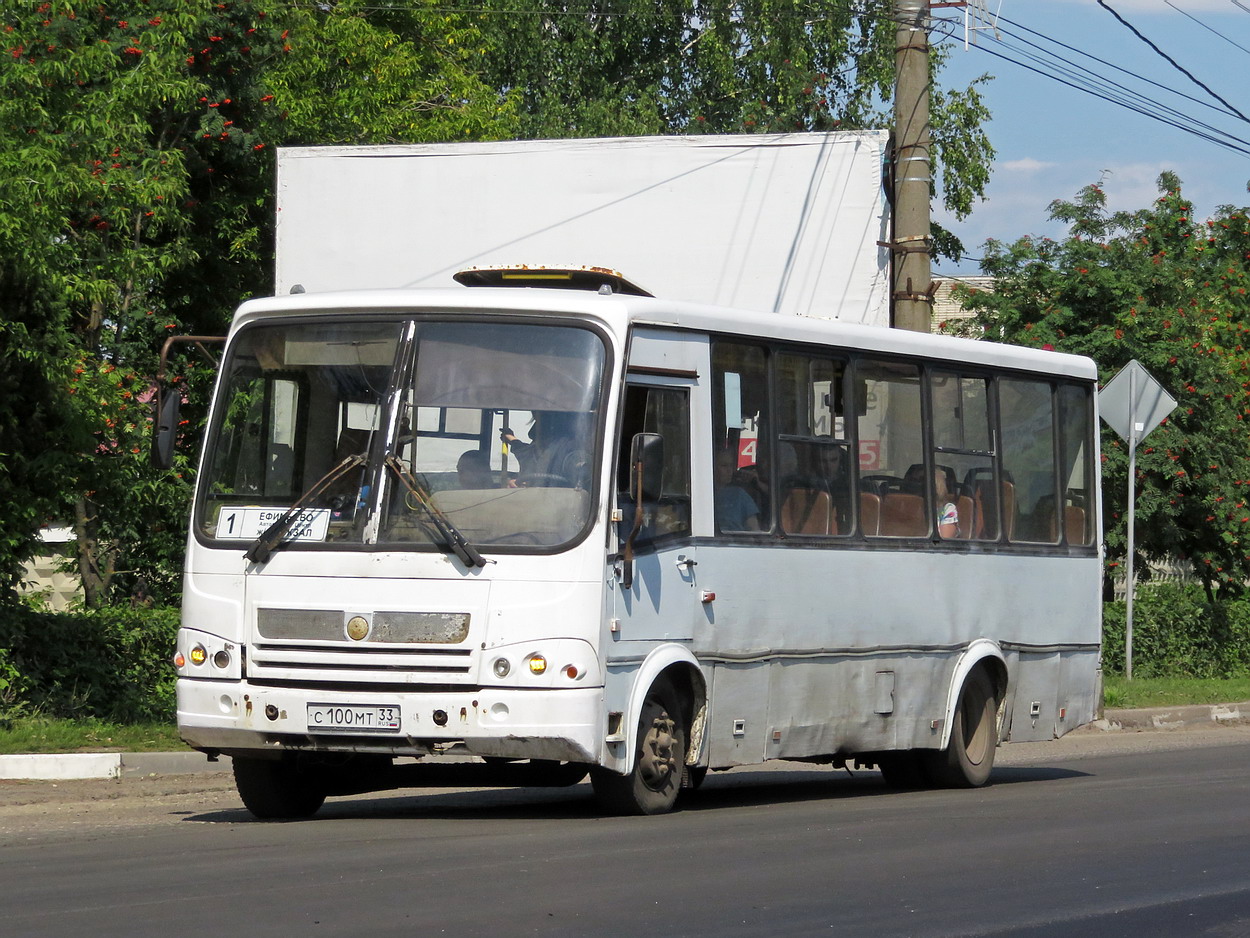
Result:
[233, 286, 1098, 382]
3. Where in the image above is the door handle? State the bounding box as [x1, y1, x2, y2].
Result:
[676, 555, 697, 569]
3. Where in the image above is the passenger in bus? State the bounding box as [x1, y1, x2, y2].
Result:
[714, 450, 761, 531]
[812, 440, 852, 530]
[501, 412, 590, 488]
[456, 449, 495, 489]
[905, 464, 960, 538]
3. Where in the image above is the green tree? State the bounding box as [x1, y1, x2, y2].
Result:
[0, 0, 513, 605]
[474, 0, 994, 252]
[954, 174, 1250, 600]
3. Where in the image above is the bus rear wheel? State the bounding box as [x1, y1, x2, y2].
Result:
[923, 668, 998, 788]
[233, 755, 328, 820]
[591, 678, 687, 815]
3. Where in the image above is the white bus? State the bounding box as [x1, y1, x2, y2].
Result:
[168, 271, 1101, 818]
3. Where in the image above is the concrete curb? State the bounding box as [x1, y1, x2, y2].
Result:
[4, 701, 1249, 780]
[0, 751, 232, 781]
[1089, 700, 1249, 733]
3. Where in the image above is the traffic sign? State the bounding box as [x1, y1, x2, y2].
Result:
[1099, 360, 1177, 446]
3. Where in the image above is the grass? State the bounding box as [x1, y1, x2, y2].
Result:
[0, 716, 187, 754]
[1101, 676, 1250, 709]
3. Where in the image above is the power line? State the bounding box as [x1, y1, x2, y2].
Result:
[1164, 0, 1250, 59]
[1095, 0, 1249, 124]
[984, 13, 1250, 151]
[929, 7, 1250, 158]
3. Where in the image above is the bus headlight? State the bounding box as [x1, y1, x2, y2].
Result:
[492, 657, 511, 678]
[176, 628, 242, 680]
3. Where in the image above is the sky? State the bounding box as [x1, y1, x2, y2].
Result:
[928, 0, 1250, 275]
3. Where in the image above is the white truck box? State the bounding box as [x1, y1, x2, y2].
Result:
[275, 132, 890, 326]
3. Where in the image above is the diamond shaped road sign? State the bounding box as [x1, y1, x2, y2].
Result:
[1099, 360, 1177, 446]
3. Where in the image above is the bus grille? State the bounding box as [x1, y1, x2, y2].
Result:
[257, 608, 470, 644]
[251, 607, 474, 686]
[248, 642, 474, 685]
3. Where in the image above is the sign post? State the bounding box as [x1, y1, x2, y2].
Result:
[1099, 361, 1177, 679]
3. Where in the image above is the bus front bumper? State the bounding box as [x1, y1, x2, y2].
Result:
[176, 679, 603, 764]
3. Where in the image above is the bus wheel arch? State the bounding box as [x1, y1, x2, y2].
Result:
[594, 650, 706, 815]
[926, 656, 1006, 788]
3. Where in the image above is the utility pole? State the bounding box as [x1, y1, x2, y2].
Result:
[892, 0, 934, 333]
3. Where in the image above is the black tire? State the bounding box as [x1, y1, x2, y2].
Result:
[591, 679, 687, 815]
[875, 751, 929, 789]
[923, 667, 999, 788]
[233, 756, 327, 820]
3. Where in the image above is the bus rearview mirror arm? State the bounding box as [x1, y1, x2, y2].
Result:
[621, 433, 663, 590]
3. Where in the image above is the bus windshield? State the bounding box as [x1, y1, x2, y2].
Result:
[197, 317, 606, 553]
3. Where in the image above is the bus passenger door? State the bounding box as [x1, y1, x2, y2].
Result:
[614, 383, 699, 641]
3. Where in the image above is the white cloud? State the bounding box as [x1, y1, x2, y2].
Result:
[1000, 157, 1057, 173]
[1092, 161, 1178, 212]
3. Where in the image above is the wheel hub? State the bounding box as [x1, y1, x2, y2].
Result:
[637, 712, 678, 790]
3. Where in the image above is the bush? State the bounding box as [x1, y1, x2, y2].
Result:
[0, 603, 179, 722]
[1103, 583, 1250, 678]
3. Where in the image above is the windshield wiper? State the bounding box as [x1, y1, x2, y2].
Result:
[385, 455, 487, 568]
[245, 454, 366, 565]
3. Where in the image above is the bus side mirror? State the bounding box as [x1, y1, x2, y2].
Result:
[151, 388, 181, 470]
[629, 432, 664, 502]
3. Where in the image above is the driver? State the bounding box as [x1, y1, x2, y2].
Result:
[500, 412, 590, 488]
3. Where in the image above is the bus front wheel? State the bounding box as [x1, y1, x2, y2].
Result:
[233, 755, 327, 820]
[591, 678, 687, 815]
[923, 668, 998, 788]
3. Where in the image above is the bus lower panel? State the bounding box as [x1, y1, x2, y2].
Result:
[177, 678, 602, 765]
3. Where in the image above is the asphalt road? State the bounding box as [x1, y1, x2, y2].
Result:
[2, 726, 1248, 938]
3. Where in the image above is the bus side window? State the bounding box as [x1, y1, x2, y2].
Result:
[856, 359, 924, 539]
[616, 385, 691, 545]
[712, 342, 769, 533]
[775, 351, 851, 536]
[999, 377, 1059, 544]
[930, 371, 995, 540]
[1057, 383, 1095, 546]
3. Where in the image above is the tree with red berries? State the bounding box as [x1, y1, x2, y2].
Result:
[954, 173, 1250, 600]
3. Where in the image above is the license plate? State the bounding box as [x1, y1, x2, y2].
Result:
[307, 703, 402, 734]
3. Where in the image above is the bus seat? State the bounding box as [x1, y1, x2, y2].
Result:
[955, 494, 974, 539]
[1001, 480, 1016, 540]
[781, 487, 833, 535]
[859, 475, 896, 497]
[859, 491, 880, 536]
[970, 485, 1000, 542]
[1064, 505, 1086, 544]
[879, 492, 926, 537]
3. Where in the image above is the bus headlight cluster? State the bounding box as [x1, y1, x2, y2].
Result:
[485, 641, 598, 685]
[174, 629, 240, 679]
